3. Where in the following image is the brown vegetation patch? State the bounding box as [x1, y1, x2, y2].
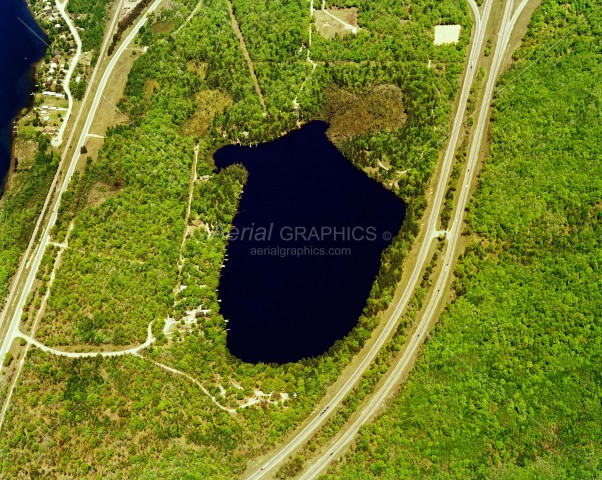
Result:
[186, 59, 207, 78]
[150, 20, 176, 35]
[144, 79, 160, 101]
[86, 182, 121, 207]
[315, 7, 359, 39]
[323, 84, 407, 144]
[13, 137, 38, 172]
[181, 89, 233, 138]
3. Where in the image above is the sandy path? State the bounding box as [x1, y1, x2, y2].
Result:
[18, 322, 155, 358]
[51, 0, 83, 147]
[321, 8, 358, 34]
[173, 0, 205, 35]
[225, 0, 266, 111]
[137, 355, 238, 413]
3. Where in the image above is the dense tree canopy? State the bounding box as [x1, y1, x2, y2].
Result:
[0, 0, 476, 476]
[323, 1, 602, 478]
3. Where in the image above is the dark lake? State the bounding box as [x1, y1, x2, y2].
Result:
[0, 1, 47, 190]
[214, 121, 406, 364]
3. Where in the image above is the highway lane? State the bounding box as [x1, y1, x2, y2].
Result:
[246, 0, 489, 477]
[297, 0, 533, 477]
[0, 0, 125, 361]
[0, 0, 163, 427]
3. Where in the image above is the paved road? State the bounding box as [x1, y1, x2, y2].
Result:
[0, 0, 163, 425]
[245, 0, 489, 477]
[296, 0, 533, 478]
[0, 0, 123, 371]
[51, 0, 82, 147]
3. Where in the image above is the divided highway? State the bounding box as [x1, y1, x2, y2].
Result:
[297, 0, 532, 477]
[0, 0, 534, 473]
[246, 0, 490, 477]
[0, 0, 124, 375]
[0, 0, 163, 427]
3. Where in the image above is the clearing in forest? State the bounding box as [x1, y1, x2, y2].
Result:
[150, 20, 176, 35]
[181, 89, 233, 137]
[433, 24, 461, 45]
[315, 7, 359, 39]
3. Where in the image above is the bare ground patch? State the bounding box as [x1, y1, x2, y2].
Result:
[86, 49, 133, 145]
[80, 136, 106, 164]
[150, 20, 176, 35]
[181, 89, 233, 137]
[323, 84, 407, 144]
[86, 181, 122, 207]
[12, 137, 38, 172]
[433, 24, 461, 45]
[315, 7, 359, 39]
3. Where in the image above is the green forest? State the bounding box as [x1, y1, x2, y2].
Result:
[1, 0, 474, 476]
[323, 0, 602, 478]
[67, 0, 113, 60]
[0, 135, 59, 307]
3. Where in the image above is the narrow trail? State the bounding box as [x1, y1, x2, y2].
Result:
[17, 219, 155, 360]
[3, 142, 276, 418]
[292, 0, 318, 114]
[321, 8, 359, 34]
[136, 354, 238, 413]
[225, 0, 266, 111]
[48, 241, 67, 249]
[173, 0, 204, 35]
[1, 222, 75, 427]
[178, 145, 199, 272]
[25, 220, 74, 342]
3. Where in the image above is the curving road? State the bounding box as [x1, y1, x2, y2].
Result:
[296, 0, 533, 478]
[0, 0, 163, 426]
[17, 321, 155, 358]
[51, 0, 82, 147]
[246, 0, 490, 478]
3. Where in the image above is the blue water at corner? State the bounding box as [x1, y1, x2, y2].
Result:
[0, 0, 47, 189]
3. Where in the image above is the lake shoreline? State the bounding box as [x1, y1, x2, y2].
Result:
[0, 0, 47, 199]
[215, 121, 406, 363]
[0, 56, 44, 198]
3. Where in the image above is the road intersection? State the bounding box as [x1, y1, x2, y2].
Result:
[0, 0, 162, 427]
